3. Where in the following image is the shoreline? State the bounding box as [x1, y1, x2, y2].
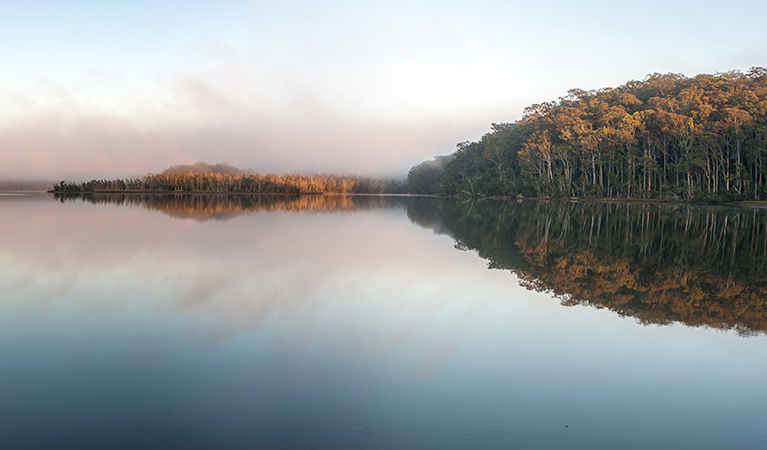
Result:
[41, 190, 767, 207]
[408, 193, 767, 207]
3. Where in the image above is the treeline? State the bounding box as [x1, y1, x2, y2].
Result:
[408, 68, 767, 201]
[406, 199, 767, 334]
[52, 164, 406, 195]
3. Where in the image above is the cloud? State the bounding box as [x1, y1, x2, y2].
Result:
[2, 0, 764, 182]
[0, 60, 494, 180]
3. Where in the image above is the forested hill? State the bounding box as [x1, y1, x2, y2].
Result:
[408, 68, 767, 201]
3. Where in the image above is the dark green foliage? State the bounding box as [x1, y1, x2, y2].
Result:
[406, 155, 452, 194]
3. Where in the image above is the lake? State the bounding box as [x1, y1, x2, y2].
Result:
[1, 193, 766, 449]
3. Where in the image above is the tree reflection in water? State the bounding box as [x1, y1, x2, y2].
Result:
[54, 192, 409, 220]
[55, 193, 767, 334]
[407, 198, 767, 335]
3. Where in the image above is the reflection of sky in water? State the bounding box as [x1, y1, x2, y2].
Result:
[2, 194, 767, 449]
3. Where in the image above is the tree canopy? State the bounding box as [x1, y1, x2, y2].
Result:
[408, 69, 767, 201]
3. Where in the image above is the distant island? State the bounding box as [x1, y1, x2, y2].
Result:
[51, 162, 407, 195]
[1, 180, 57, 192]
[407, 68, 767, 202]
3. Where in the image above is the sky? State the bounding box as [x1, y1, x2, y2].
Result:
[1, 0, 765, 181]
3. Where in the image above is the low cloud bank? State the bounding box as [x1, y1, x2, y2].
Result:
[0, 71, 498, 181]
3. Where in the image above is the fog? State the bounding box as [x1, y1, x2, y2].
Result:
[3, 0, 763, 182]
[0, 69, 500, 181]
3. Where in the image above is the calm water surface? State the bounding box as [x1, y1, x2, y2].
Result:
[1, 193, 766, 449]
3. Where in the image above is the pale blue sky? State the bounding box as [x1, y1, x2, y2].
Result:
[1, 0, 765, 179]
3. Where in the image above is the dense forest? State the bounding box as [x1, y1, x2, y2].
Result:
[407, 199, 767, 334]
[408, 68, 767, 201]
[51, 162, 407, 195]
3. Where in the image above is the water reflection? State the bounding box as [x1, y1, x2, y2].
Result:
[407, 199, 767, 334]
[53, 192, 408, 220]
[2, 193, 501, 449]
[51, 193, 767, 333]
[3, 194, 767, 450]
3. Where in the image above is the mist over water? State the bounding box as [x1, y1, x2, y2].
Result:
[2, 193, 767, 449]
